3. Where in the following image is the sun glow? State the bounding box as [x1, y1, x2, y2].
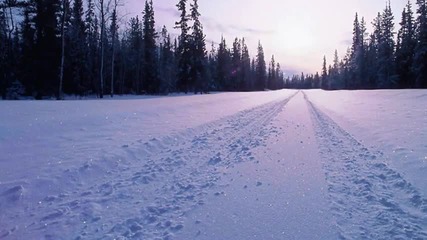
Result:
[275, 25, 315, 54]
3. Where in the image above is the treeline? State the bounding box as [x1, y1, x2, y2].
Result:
[287, 0, 427, 90]
[0, 0, 285, 100]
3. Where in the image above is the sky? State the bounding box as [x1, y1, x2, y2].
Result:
[123, 0, 413, 75]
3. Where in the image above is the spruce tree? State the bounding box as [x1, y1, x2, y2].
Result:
[190, 0, 207, 93]
[231, 37, 241, 90]
[241, 38, 251, 90]
[159, 26, 174, 93]
[217, 36, 231, 90]
[69, 0, 86, 95]
[378, 2, 396, 88]
[142, 0, 158, 93]
[414, 0, 427, 88]
[321, 56, 328, 89]
[255, 41, 266, 91]
[33, 0, 61, 98]
[175, 0, 191, 93]
[396, 1, 416, 88]
[85, 0, 98, 94]
[109, 0, 119, 97]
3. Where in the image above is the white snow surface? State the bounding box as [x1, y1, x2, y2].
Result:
[0, 90, 426, 239]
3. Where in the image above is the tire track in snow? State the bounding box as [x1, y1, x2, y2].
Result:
[304, 92, 427, 239]
[12, 92, 297, 239]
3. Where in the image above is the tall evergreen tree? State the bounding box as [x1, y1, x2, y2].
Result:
[175, 0, 191, 93]
[396, 1, 416, 88]
[414, 0, 427, 87]
[217, 36, 231, 90]
[85, 0, 98, 94]
[321, 56, 328, 89]
[377, 1, 396, 88]
[190, 0, 207, 93]
[241, 38, 251, 90]
[109, 0, 119, 97]
[231, 37, 241, 91]
[127, 16, 143, 93]
[159, 26, 174, 93]
[68, 0, 86, 95]
[255, 41, 266, 91]
[33, 0, 61, 98]
[142, 0, 158, 93]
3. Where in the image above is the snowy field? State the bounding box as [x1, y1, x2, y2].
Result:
[1, 90, 426, 239]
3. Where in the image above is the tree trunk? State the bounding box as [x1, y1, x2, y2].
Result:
[58, 0, 67, 100]
[99, 0, 105, 98]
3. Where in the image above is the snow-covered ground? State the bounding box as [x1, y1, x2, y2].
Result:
[0, 90, 426, 239]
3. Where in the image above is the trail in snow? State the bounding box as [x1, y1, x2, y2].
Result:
[176, 91, 337, 240]
[304, 92, 427, 239]
[1, 90, 427, 239]
[0, 92, 296, 239]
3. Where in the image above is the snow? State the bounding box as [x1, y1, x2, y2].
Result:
[1, 89, 426, 239]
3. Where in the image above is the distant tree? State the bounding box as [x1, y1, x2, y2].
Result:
[159, 26, 174, 93]
[414, 0, 427, 88]
[109, 0, 120, 97]
[85, 0, 99, 94]
[231, 37, 241, 91]
[217, 36, 231, 90]
[175, 0, 191, 93]
[189, 0, 207, 93]
[377, 2, 397, 88]
[321, 56, 328, 89]
[396, 1, 416, 88]
[142, 0, 158, 93]
[98, 0, 108, 98]
[58, 0, 70, 99]
[255, 41, 266, 91]
[267, 55, 276, 89]
[241, 38, 251, 90]
[127, 16, 143, 93]
[68, 0, 86, 95]
[34, 0, 61, 98]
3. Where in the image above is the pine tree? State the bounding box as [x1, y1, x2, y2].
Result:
[217, 36, 231, 90]
[321, 56, 328, 89]
[241, 38, 251, 90]
[255, 41, 266, 91]
[159, 26, 174, 93]
[98, 0, 107, 98]
[231, 37, 241, 90]
[109, 0, 119, 97]
[268, 55, 276, 89]
[85, 0, 98, 94]
[58, 0, 70, 99]
[175, 0, 191, 93]
[33, 0, 61, 98]
[190, 0, 207, 93]
[377, 1, 397, 88]
[20, 6, 35, 95]
[142, 0, 158, 93]
[414, 0, 427, 87]
[127, 16, 143, 93]
[68, 0, 86, 95]
[396, 1, 416, 88]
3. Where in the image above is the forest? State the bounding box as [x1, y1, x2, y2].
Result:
[288, 1, 427, 90]
[1, 0, 427, 99]
[0, 0, 285, 99]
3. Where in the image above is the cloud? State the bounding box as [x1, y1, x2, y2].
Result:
[156, 6, 180, 18]
[155, 6, 274, 37]
[201, 16, 275, 36]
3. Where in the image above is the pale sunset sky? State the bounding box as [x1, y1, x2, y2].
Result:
[124, 0, 412, 75]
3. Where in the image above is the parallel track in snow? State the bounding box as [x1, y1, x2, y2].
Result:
[11, 93, 296, 239]
[304, 91, 427, 239]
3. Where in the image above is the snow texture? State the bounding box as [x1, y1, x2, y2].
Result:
[0, 90, 426, 239]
